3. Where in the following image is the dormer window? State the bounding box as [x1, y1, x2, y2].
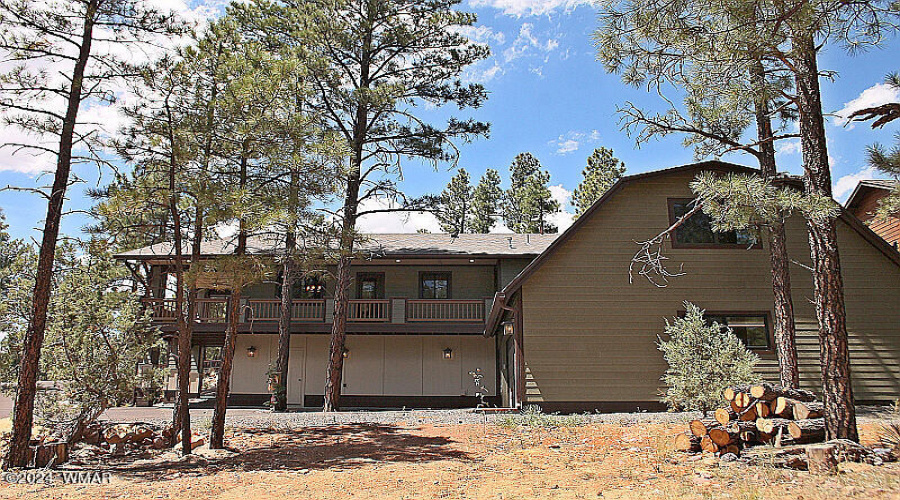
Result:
[668, 198, 757, 248]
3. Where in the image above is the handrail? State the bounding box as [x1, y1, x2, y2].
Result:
[347, 299, 390, 322]
[247, 299, 326, 322]
[406, 299, 485, 322]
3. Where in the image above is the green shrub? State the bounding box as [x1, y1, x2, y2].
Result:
[496, 404, 582, 428]
[658, 302, 760, 412]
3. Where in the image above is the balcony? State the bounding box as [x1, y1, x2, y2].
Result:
[143, 297, 490, 324]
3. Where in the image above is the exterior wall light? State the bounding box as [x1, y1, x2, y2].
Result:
[246, 346, 258, 358]
[443, 347, 453, 359]
[342, 347, 350, 359]
[502, 321, 514, 336]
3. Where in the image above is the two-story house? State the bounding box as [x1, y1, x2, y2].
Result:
[116, 233, 556, 408]
[117, 161, 900, 412]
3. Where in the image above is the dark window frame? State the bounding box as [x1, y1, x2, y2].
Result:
[667, 198, 761, 249]
[356, 272, 385, 299]
[419, 271, 452, 299]
[677, 309, 773, 352]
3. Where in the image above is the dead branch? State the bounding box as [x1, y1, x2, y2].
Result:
[629, 201, 703, 287]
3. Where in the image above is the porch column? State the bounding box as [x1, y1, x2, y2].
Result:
[391, 298, 406, 324]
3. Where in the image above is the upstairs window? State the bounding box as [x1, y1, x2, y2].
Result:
[420, 272, 451, 299]
[357, 273, 385, 299]
[668, 198, 757, 248]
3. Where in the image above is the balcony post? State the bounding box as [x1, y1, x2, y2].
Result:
[483, 297, 493, 323]
[391, 298, 406, 324]
[325, 298, 335, 323]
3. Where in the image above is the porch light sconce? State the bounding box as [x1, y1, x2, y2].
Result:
[342, 347, 350, 359]
[442, 347, 453, 359]
[502, 321, 514, 336]
[246, 346, 258, 358]
[395, 259, 401, 263]
[469, 259, 475, 263]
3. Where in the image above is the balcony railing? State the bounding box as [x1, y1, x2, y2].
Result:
[406, 299, 485, 322]
[246, 299, 326, 322]
[347, 299, 390, 322]
[145, 297, 489, 324]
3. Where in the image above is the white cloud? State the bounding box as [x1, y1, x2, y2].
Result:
[356, 198, 443, 233]
[470, 0, 594, 17]
[451, 24, 506, 45]
[551, 130, 601, 155]
[548, 184, 575, 232]
[776, 140, 801, 155]
[502, 23, 560, 63]
[833, 166, 877, 202]
[464, 62, 504, 84]
[833, 83, 900, 128]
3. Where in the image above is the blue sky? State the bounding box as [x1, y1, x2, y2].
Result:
[2, 0, 899, 240]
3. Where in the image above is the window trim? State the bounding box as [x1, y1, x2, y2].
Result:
[418, 271, 452, 299]
[356, 272, 385, 299]
[677, 309, 774, 352]
[667, 198, 762, 249]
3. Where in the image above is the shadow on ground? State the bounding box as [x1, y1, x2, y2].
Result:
[106, 423, 469, 479]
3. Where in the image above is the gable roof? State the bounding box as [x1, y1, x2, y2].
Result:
[485, 161, 900, 335]
[114, 232, 558, 260]
[845, 179, 899, 212]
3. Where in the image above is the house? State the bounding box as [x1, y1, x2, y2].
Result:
[844, 179, 900, 249]
[116, 161, 900, 411]
[116, 232, 556, 408]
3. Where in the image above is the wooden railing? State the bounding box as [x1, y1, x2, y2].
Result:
[406, 299, 485, 322]
[347, 299, 390, 322]
[247, 299, 326, 322]
[146, 298, 484, 323]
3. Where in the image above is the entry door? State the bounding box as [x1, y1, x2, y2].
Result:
[286, 347, 306, 406]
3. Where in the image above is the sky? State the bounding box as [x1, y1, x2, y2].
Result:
[1, 0, 899, 242]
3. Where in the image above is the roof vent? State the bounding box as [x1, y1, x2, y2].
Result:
[507, 237, 514, 249]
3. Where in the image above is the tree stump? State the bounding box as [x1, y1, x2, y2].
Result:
[807, 444, 838, 474]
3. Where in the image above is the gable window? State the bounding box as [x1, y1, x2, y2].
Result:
[707, 313, 771, 350]
[668, 198, 757, 248]
[357, 273, 385, 299]
[420, 272, 451, 299]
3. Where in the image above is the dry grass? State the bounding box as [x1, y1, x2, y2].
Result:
[1, 419, 898, 500]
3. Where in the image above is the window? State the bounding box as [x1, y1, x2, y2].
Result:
[356, 273, 384, 299]
[706, 313, 771, 350]
[668, 199, 757, 248]
[275, 273, 325, 299]
[420, 272, 451, 299]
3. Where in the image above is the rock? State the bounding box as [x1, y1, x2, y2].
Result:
[173, 435, 205, 452]
[719, 453, 738, 464]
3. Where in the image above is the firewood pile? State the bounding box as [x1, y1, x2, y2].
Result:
[673, 383, 896, 470]
[67, 422, 205, 465]
[675, 383, 830, 456]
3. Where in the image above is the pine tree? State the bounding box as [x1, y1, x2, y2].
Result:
[503, 153, 559, 233]
[471, 169, 502, 233]
[658, 302, 761, 413]
[0, 0, 186, 468]
[572, 148, 626, 217]
[437, 169, 473, 235]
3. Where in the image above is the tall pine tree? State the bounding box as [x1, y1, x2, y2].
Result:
[437, 168, 473, 235]
[572, 148, 626, 217]
[471, 169, 502, 233]
[503, 153, 559, 234]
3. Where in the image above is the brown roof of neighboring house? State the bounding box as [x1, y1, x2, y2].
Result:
[844, 179, 899, 212]
[114, 232, 558, 260]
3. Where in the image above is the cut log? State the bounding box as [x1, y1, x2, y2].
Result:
[793, 401, 823, 420]
[755, 418, 792, 435]
[700, 435, 719, 454]
[730, 400, 744, 413]
[673, 433, 701, 452]
[754, 401, 771, 418]
[749, 383, 816, 402]
[738, 406, 758, 422]
[708, 427, 739, 447]
[689, 419, 717, 437]
[723, 385, 753, 402]
[772, 397, 795, 418]
[714, 407, 736, 426]
[788, 419, 826, 444]
[807, 444, 838, 474]
[733, 392, 753, 408]
[723, 444, 741, 456]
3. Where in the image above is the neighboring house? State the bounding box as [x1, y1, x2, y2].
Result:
[844, 179, 900, 249]
[116, 233, 556, 408]
[117, 161, 900, 411]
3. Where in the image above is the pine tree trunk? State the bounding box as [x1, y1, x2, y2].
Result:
[793, 32, 857, 442]
[752, 61, 799, 389]
[273, 232, 295, 412]
[4, 0, 98, 469]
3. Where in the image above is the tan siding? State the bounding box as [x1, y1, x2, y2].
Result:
[851, 190, 900, 248]
[522, 169, 900, 403]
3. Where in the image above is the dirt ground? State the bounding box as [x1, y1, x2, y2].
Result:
[1, 419, 898, 500]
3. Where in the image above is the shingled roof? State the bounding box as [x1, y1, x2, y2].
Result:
[114, 232, 558, 260]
